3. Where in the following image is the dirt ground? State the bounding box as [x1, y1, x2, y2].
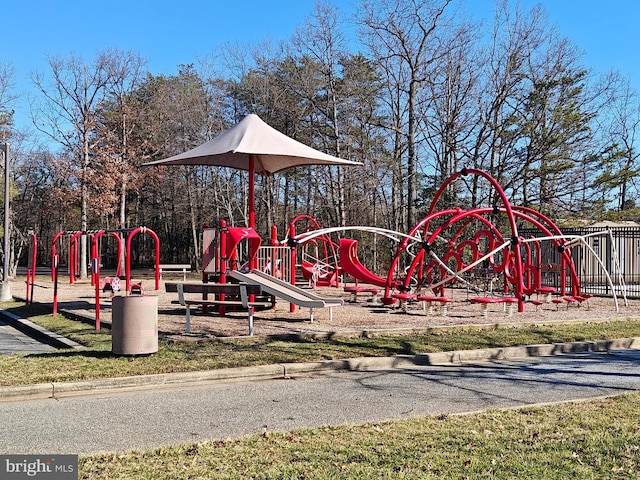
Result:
[14, 274, 640, 340]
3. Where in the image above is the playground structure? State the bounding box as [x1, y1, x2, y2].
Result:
[200, 219, 342, 320]
[125, 114, 625, 328]
[18, 168, 631, 337]
[49, 227, 161, 329]
[186, 168, 629, 325]
[279, 168, 626, 313]
[286, 215, 341, 288]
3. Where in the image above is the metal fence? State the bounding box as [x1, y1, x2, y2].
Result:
[520, 227, 640, 298]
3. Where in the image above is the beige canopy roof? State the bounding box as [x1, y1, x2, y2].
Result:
[142, 113, 362, 173]
[143, 113, 362, 228]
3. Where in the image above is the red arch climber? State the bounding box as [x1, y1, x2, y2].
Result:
[381, 169, 583, 312]
[125, 227, 160, 293]
[287, 215, 341, 288]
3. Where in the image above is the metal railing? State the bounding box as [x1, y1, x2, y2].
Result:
[255, 246, 292, 282]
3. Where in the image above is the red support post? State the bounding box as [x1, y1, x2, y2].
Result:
[93, 258, 100, 330]
[52, 255, 59, 316]
[289, 223, 296, 313]
[248, 156, 255, 229]
[69, 231, 83, 284]
[218, 219, 227, 315]
[51, 231, 64, 282]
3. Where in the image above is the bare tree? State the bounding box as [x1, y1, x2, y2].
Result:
[596, 73, 640, 212]
[421, 19, 479, 208]
[292, 0, 350, 227]
[461, 1, 547, 206]
[91, 50, 147, 271]
[125, 67, 221, 263]
[30, 51, 120, 278]
[0, 61, 18, 141]
[102, 50, 146, 223]
[357, 0, 454, 231]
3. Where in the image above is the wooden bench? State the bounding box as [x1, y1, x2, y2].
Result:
[159, 264, 192, 281]
[165, 282, 272, 335]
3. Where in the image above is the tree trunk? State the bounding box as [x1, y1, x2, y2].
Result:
[407, 79, 417, 232]
[80, 166, 88, 279]
[185, 168, 199, 264]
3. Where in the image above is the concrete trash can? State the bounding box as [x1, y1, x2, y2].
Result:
[112, 295, 158, 355]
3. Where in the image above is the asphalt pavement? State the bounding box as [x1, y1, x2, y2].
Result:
[0, 318, 55, 354]
[1, 348, 640, 455]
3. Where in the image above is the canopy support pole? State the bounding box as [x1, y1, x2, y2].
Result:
[249, 155, 255, 229]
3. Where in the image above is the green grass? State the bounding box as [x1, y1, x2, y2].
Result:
[1, 301, 640, 386]
[79, 393, 640, 479]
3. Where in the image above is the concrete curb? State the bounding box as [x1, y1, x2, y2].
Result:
[0, 364, 288, 401]
[413, 337, 640, 365]
[2, 336, 639, 402]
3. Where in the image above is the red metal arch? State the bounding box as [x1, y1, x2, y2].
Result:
[91, 230, 123, 285]
[421, 207, 579, 296]
[125, 227, 160, 293]
[393, 209, 504, 298]
[432, 169, 524, 311]
[287, 215, 341, 292]
[383, 169, 583, 310]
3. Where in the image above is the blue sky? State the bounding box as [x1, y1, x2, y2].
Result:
[3, 0, 640, 138]
[498, 0, 640, 81]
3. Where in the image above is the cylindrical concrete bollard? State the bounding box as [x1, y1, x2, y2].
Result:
[0, 282, 12, 302]
[112, 295, 158, 355]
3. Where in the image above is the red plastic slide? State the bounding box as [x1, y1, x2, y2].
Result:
[339, 238, 396, 288]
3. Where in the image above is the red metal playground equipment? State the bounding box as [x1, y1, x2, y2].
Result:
[383, 168, 590, 311]
[286, 215, 341, 288]
[30, 168, 600, 326]
[50, 227, 160, 329]
[193, 167, 622, 322]
[291, 168, 607, 313]
[20, 168, 615, 339]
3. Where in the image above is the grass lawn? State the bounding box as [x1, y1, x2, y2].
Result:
[1, 301, 640, 386]
[2, 301, 640, 478]
[79, 393, 640, 479]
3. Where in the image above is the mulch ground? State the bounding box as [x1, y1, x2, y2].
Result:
[13, 275, 640, 340]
